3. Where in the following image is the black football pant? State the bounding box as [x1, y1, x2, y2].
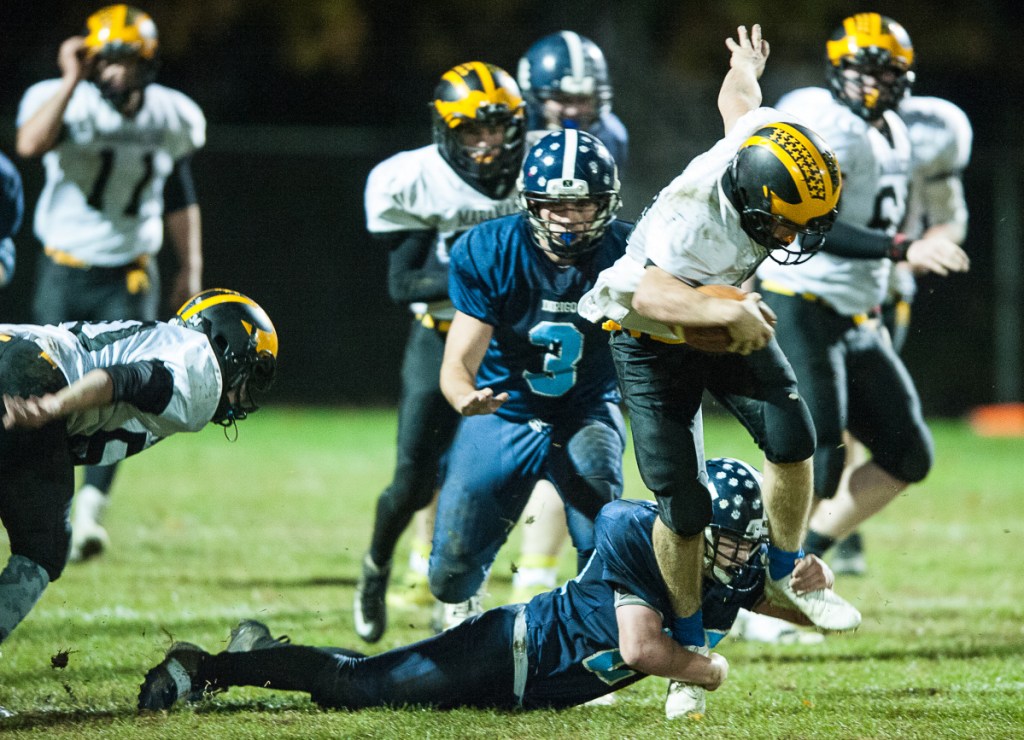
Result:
[368, 321, 460, 566]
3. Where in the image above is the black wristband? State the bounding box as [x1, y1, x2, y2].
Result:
[888, 234, 910, 262]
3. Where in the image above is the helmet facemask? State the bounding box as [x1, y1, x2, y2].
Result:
[520, 191, 620, 260]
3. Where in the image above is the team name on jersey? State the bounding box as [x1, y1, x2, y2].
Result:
[68, 122, 163, 146]
[451, 201, 520, 231]
[542, 299, 578, 314]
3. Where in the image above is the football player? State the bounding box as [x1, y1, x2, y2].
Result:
[0, 152, 23, 288]
[517, 31, 629, 170]
[137, 458, 835, 716]
[0, 289, 277, 647]
[831, 94, 973, 576]
[354, 61, 526, 643]
[756, 14, 970, 568]
[430, 128, 629, 630]
[15, 5, 206, 563]
[577, 24, 861, 655]
[511, 30, 631, 605]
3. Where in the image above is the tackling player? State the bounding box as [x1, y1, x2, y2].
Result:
[578, 24, 861, 661]
[430, 128, 629, 630]
[137, 458, 836, 716]
[354, 61, 526, 643]
[15, 4, 206, 563]
[0, 289, 277, 647]
[757, 13, 970, 568]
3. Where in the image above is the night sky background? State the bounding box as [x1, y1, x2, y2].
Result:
[1, 0, 1021, 413]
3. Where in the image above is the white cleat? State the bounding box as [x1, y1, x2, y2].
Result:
[69, 485, 110, 563]
[665, 680, 706, 720]
[440, 595, 483, 631]
[764, 575, 861, 632]
[730, 609, 825, 645]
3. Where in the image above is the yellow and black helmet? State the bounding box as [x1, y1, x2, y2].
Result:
[83, 5, 160, 104]
[826, 12, 914, 121]
[171, 289, 278, 425]
[726, 122, 842, 264]
[431, 62, 526, 199]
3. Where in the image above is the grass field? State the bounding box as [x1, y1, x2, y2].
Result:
[1, 407, 1022, 738]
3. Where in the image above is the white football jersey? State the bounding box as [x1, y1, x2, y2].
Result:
[17, 80, 205, 266]
[578, 107, 785, 341]
[900, 95, 972, 238]
[758, 87, 912, 315]
[0, 321, 221, 465]
[364, 144, 519, 318]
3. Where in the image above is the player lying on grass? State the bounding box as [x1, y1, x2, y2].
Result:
[0, 289, 276, 646]
[138, 458, 837, 718]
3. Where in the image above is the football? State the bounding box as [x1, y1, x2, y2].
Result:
[676, 284, 774, 353]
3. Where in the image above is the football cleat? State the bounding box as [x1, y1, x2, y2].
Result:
[226, 620, 290, 653]
[137, 642, 208, 711]
[764, 575, 861, 632]
[665, 680, 706, 719]
[831, 532, 868, 576]
[353, 554, 390, 643]
[69, 484, 110, 563]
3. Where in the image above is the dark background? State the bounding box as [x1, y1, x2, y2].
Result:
[1, 0, 1021, 414]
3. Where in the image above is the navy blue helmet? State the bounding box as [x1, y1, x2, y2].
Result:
[704, 458, 768, 592]
[517, 31, 612, 129]
[517, 129, 621, 260]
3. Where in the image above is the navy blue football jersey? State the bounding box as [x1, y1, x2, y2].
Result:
[448, 213, 629, 424]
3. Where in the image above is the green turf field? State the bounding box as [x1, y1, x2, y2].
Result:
[1, 407, 1022, 738]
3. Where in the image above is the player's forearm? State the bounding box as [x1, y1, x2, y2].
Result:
[16, 79, 78, 157]
[718, 68, 762, 134]
[52, 369, 116, 416]
[624, 631, 724, 688]
[632, 265, 735, 327]
[439, 359, 479, 411]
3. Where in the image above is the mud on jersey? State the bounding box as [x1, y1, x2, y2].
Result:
[17, 80, 205, 266]
[0, 321, 220, 465]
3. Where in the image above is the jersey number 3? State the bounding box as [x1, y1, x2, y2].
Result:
[524, 321, 583, 397]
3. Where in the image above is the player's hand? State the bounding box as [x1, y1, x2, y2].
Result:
[725, 294, 774, 355]
[789, 553, 835, 595]
[725, 24, 770, 80]
[58, 36, 93, 84]
[455, 387, 509, 417]
[2, 393, 64, 430]
[905, 237, 970, 277]
[704, 652, 729, 692]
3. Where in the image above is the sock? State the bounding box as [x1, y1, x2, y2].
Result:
[766, 544, 805, 581]
[0, 555, 51, 643]
[670, 611, 705, 647]
[802, 530, 835, 559]
[512, 554, 558, 589]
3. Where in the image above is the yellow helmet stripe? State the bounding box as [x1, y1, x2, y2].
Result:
[178, 292, 253, 322]
[826, 12, 914, 68]
[743, 124, 840, 224]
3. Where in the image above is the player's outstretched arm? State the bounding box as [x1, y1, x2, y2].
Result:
[439, 311, 509, 416]
[718, 24, 770, 135]
[752, 553, 834, 626]
[616, 604, 728, 690]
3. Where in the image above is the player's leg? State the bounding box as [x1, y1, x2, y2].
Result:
[355, 323, 458, 642]
[609, 333, 710, 644]
[429, 414, 544, 623]
[808, 332, 933, 545]
[549, 407, 626, 571]
[712, 340, 859, 632]
[511, 481, 568, 602]
[0, 339, 75, 644]
[140, 606, 522, 711]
